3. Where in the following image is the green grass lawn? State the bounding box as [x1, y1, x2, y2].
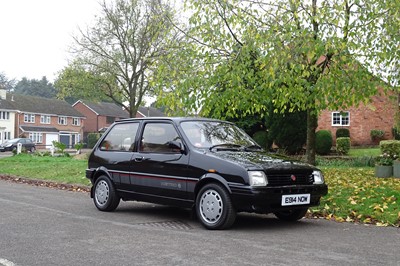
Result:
[0, 153, 399, 226]
[0, 153, 89, 185]
[348, 148, 380, 157]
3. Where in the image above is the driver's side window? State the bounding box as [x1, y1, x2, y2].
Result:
[140, 123, 182, 153]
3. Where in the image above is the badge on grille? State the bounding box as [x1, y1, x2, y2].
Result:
[290, 175, 296, 181]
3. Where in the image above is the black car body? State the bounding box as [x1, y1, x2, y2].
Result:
[86, 117, 328, 229]
[0, 138, 36, 152]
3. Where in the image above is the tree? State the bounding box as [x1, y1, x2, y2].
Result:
[376, 0, 400, 87]
[55, 63, 115, 104]
[0, 72, 16, 92]
[14, 76, 57, 98]
[57, 0, 181, 117]
[155, 0, 399, 165]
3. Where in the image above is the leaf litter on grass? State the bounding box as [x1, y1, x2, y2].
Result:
[309, 168, 400, 227]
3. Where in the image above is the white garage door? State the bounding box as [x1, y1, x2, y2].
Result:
[46, 134, 59, 149]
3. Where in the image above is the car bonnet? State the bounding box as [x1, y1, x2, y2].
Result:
[207, 150, 316, 173]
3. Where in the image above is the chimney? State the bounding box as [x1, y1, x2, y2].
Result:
[0, 88, 6, 100]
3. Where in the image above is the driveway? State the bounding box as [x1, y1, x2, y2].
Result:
[0, 179, 399, 266]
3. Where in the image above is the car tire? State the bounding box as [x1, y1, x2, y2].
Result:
[274, 208, 308, 221]
[93, 175, 120, 211]
[30, 146, 36, 153]
[196, 183, 236, 230]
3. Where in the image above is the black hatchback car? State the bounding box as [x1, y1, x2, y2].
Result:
[86, 117, 328, 229]
[0, 138, 36, 152]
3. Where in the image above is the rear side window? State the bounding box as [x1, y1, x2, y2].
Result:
[100, 123, 139, 151]
[140, 123, 182, 153]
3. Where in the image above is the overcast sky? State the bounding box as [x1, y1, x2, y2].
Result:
[0, 0, 101, 83]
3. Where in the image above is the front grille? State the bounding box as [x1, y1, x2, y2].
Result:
[266, 173, 314, 186]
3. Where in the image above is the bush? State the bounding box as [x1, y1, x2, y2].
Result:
[336, 128, 350, 138]
[52, 141, 67, 153]
[87, 133, 102, 149]
[379, 140, 400, 157]
[336, 137, 351, 155]
[316, 130, 333, 155]
[268, 111, 307, 155]
[370, 129, 385, 141]
[252, 131, 268, 149]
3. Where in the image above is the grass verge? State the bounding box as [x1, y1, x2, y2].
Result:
[0, 153, 89, 185]
[310, 168, 400, 227]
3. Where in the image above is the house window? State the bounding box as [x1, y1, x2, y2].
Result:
[72, 118, 80, 126]
[40, 115, 51, 124]
[58, 116, 67, 125]
[0, 111, 10, 120]
[0, 132, 11, 142]
[332, 111, 350, 126]
[24, 114, 35, 123]
[29, 132, 43, 143]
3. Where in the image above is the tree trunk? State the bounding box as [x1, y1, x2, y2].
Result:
[129, 105, 139, 118]
[306, 109, 318, 165]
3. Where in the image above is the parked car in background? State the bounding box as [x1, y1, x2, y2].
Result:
[0, 138, 36, 152]
[86, 117, 328, 230]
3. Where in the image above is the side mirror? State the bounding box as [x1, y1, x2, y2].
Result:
[167, 141, 185, 154]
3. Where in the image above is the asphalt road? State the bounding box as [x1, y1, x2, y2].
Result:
[0, 180, 399, 266]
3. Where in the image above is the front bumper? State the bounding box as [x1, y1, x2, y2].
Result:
[0, 146, 10, 152]
[230, 184, 328, 213]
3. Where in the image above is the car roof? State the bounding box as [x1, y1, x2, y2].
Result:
[117, 117, 232, 124]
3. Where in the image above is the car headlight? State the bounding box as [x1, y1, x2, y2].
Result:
[5, 144, 12, 147]
[248, 171, 268, 186]
[313, 170, 325, 184]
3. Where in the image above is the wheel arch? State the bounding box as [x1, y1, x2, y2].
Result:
[194, 173, 232, 197]
[90, 167, 112, 198]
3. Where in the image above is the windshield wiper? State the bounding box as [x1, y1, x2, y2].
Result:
[209, 143, 243, 151]
[245, 144, 262, 151]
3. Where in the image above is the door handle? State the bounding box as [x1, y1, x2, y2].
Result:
[134, 156, 144, 162]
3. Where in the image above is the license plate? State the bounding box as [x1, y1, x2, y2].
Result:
[281, 194, 310, 206]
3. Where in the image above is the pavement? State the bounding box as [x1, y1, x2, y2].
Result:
[0, 152, 12, 158]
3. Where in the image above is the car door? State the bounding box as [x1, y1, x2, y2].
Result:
[131, 121, 190, 201]
[94, 122, 140, 191]
[25, 139, 34, 150]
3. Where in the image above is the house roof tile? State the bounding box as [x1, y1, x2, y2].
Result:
[20, 126, 59, 133]
[76, 100, 130, 118]
[1, 94, 84, 117]
[137, 106, 166, 117]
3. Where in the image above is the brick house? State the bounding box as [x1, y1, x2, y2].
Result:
[317, 90, 398, 146]
[72, 100, 130, 134]
[0, 89, 84, 148]
[73, 101, 166, 134]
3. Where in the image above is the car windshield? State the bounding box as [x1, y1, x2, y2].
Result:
[181, 121, 260, 150]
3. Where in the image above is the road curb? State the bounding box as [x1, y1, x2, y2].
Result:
[0, 174, 90, 193]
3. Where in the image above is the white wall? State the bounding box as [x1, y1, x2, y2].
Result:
[0, 111, 16, 143]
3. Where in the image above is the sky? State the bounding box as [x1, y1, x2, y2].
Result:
[0, 0, 101, 83]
